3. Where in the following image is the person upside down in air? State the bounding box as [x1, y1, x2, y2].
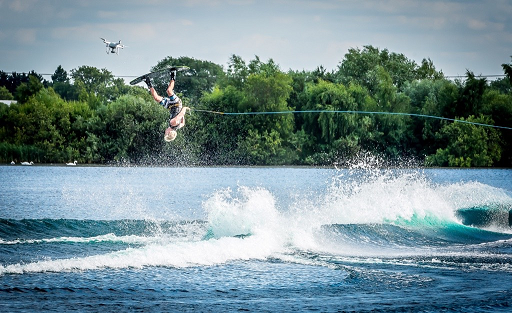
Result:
[145, 69, 190, 142]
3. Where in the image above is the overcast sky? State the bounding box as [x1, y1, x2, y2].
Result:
[0, 0, 511, 82]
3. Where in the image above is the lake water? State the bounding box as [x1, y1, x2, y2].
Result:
[1, 165, 511, 312]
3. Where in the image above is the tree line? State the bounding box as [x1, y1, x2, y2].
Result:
[1, 46, 511, 167]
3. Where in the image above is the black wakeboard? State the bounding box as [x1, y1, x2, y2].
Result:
[129, 66, 190, 85]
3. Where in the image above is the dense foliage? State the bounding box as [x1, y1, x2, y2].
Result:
[1, 48, 511, 167]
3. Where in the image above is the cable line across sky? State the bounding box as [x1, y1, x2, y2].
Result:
[191, 109, 512, 131]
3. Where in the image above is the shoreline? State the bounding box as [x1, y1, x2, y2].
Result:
[2, 163, 512, 170]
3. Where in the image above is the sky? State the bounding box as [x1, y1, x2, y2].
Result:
[0, 0, 511, 83]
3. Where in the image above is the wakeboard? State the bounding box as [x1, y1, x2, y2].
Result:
[129, 66, 190, 85]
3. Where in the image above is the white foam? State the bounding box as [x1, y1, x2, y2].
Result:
[0, 234, 156, 245]
[204, 186, 284, 238]
[325, 170, 459, 224]
[0, 233, 288, 275]
[436, 180, 512, 209]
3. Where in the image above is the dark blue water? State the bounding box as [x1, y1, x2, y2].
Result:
[1, 165, 511, 312]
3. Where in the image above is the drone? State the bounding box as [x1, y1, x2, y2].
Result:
[101, 38, 126, 55]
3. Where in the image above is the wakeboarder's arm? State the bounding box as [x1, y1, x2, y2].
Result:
[150, 87, 163, 103]
[170, 107, 190, 127]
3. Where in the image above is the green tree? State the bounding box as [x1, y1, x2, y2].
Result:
[502, 56, 512, 86]
[449, 71, 487, 119]
[52, 65, 69, 84]
[482, 89, 512, 166]
[223, 54, 249, 90]
[237, 129, 289, 164]
[15, 75, 43, 103]
[1, 72, 28, 94]
[195, 56, 295, 165]
[150, 56, 224, 103]
[2, 88, 94, 162]
[193, 87, 245, 164]
[53, 82, 79, 101]
[71, 66, 114, 93]
[236, 58, 295, 164]
[300, 80, 371, 163]
[335, 45, 434, 93]
[402, 78, 458, 156]
[51, 65, 78, 101]
[104, 77, 134, 102]
[417, 58, 444, 80]
[70, 66, 115, 107]
[426, 115, 502, 167]
[490, 77, 512, 94]
[0, 86, 14, 100]
[0, 71, 9, 91]
[94, 95, 166, 163]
